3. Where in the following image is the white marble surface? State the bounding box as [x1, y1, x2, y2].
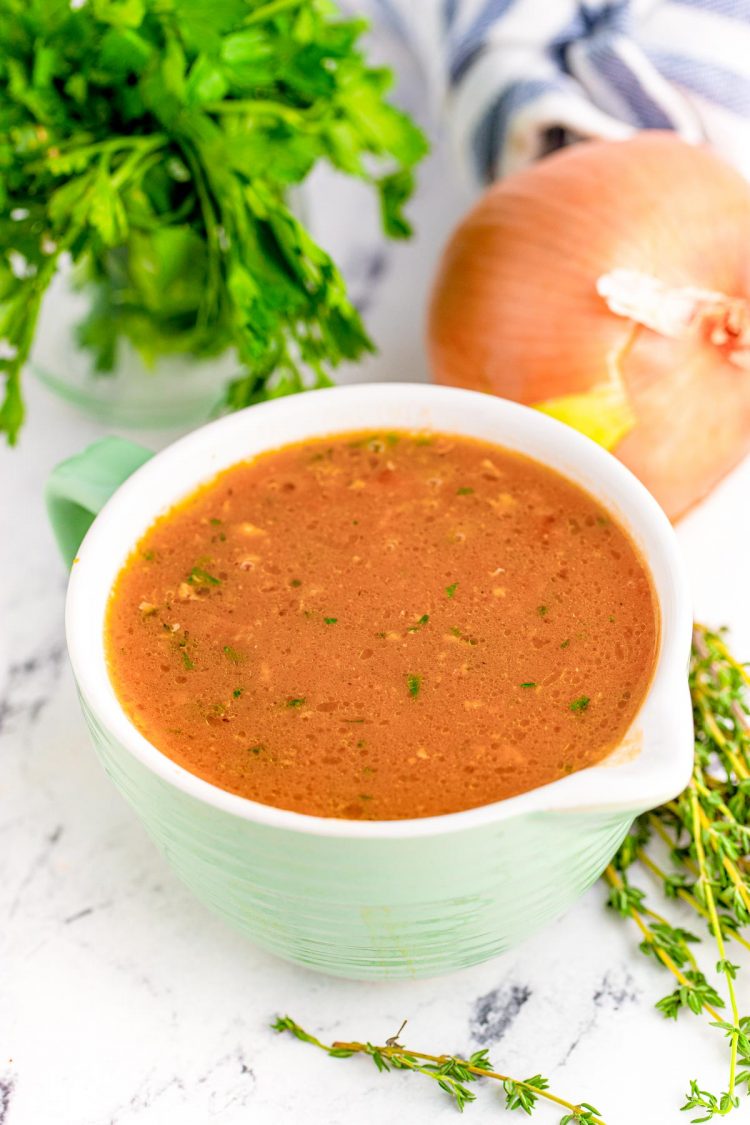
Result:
[3, 21, 750, 1125]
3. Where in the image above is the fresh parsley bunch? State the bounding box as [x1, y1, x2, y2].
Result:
[0, 0, 427, 443]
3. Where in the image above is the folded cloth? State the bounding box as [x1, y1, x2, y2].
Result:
[361, 0, 750, 183]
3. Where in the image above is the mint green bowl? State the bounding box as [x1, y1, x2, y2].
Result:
[47, 384, 694, 979]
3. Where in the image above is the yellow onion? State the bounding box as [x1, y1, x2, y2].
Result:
[428, 132, 750, 520]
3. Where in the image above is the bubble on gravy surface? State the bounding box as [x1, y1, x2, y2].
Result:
[106, 430, 659, 820]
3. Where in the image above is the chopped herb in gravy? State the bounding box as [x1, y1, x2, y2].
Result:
[106, 429, 658, 820]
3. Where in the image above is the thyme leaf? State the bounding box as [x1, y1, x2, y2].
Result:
[607, 624, 750, 1121]
[273, 1016, 606, 1121]
[274, 625, 750, 1124]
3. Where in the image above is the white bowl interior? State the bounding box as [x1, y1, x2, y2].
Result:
[66, 383, 694, 838]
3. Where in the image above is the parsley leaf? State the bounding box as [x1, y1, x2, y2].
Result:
[0, 0, 427, 443]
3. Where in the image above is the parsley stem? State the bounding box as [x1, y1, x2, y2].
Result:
[635, 847, 750, 954]
[29, 133, 168, 173]
[646, 813, 699, 876]
[693, 776, 742, 824]
[243, 0, 304, 25]
[180, 143, 222, 327]
[205, 100, 312, 125]
[0, 220, 81, 441]
[109, 146, 163, 191]
[693, 799, 750, 916]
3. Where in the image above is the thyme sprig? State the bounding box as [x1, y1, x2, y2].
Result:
[273, 1016, 606, 1122]
[273, 626, 750, 1122]
[607, 624, 750, 1121]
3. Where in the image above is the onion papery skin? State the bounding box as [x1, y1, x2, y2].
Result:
[427, 131, 750, 520]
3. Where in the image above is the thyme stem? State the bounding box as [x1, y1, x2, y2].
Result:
[274, 1016, 606, 1122]
[330, 1040, 606, 1120]
[611, 624, 750, 1120]
[691, 787, 739, 1102]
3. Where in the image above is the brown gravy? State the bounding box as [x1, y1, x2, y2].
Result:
[105, 430, 659, 819]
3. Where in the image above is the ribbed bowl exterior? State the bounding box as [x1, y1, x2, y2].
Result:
[81, 692, 633, 979]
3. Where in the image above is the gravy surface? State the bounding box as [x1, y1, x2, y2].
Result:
[106, 430, 658, 819]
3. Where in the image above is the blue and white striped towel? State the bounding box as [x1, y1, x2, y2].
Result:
[362, 0, 750, 184]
